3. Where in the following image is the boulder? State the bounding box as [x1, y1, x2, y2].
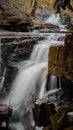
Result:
[33, 103, 56, 127]
[0, 104, 12, 129]
[48, 33, 73, 81]
[50, 104, 70, 130]
[32, 101, 73, 130]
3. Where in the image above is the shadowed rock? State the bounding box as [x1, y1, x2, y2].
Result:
[0, 104, 12, 129]
[33, 103, 56, 127]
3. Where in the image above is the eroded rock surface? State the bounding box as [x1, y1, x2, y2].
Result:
[48, 33, 73, 81]
[33, 101, 73, 130]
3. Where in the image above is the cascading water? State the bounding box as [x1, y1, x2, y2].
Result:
[0, 12, 68, 130]
[46, 13, 68, 31]
[0, 68, 6, 91]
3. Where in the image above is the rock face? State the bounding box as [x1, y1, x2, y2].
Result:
[33, 103, 56, 127]
[48, 33, 73, 82]
[1, 37, 38, 64]
[0, 35, 41, 92]
[0, 0, 32, 32]
[33, 102, 73, 130]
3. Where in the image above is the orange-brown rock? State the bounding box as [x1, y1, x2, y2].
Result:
[0, 0, 32, 32]
[49, 45, 64, 76]
[48, 33, 73, 81]
[33, 19, 59, 32]
[65, 126, 73, 130]
[42, 126, 52, 130]
[33, 103, 56, 127]
[50, 104, 70, 130]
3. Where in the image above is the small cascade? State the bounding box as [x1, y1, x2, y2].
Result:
[30, 39, 52, 63]
[50, 75, 57, 90]
[46, 13, 61, 26]
[30, 44, 49, 63]
[3, 63, 47, 109]
[46, 13, 68, 31]
[41, 88, 62, 100]
[39, 81, 46, 99]
[0, 68, 6, 91]
[50, 75, 61, 90]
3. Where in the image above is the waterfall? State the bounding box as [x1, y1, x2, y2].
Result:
[30, 44, 48, 62]
[46, 13, 68, 31]
[50, 75, 57, 90]
[30, 41, 50, 63]
[46, 13, 61, 26]
[0, 68, 6, 91]
[2, 31, 65, 109]
[0, 12, 67, 130]
[39, 81, 46, 99]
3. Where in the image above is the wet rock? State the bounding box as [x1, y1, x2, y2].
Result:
[68, 23, 73, 32]
[33, 20, 59, 32]
[33, 103, 56, 127]
[1, 37, 38, 64]
[1, 66, 18, 92]
[0, 36, 39, 93]
[50, 104, 70, 130]
[42, 126, 52, 130]
[64, 34, 73, 81]
[48, 33, 73, 81]
[65, 126, 73, 130]
[33, 100, 73, 130]
[61, 77, 73, 100]
[49, 45, 64, 76]
[33, 102, 73, 130]
[0, 104, 12, 129]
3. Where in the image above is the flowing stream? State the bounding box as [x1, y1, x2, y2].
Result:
[0, 13, 69, 130]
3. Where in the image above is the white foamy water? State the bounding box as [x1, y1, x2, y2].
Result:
[30, 39, 52, 63]
[46, 13, 68, 31]
[46, 13, 61, 26]
[0, 68, 6, 91]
